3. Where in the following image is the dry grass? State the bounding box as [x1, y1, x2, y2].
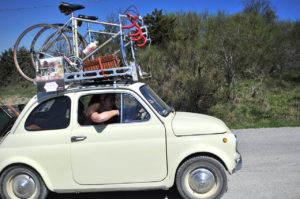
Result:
[0, 95, 30, 105]
[208, 76, 300, 129]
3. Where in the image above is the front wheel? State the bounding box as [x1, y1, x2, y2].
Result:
[176, 156, 227, 199]
[0, 166, 48, 199]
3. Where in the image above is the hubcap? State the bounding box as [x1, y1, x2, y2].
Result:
[12, 174, 36, 198]
[188, 168, 215, 194]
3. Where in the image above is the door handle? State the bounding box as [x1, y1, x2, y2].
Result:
[71, 136, 87, 142]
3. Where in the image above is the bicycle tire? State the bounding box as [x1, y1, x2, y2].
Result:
[30, 24, 72, 74]
[14, 24, 71, 82]
[33, 24, 87, 73]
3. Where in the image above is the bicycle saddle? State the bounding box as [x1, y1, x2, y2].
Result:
[78, 15, 98, 21]
[59, 2, 85, 15]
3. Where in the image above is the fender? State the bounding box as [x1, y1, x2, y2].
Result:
[0, 155, 55, 191]
[166, 134, 236, 187]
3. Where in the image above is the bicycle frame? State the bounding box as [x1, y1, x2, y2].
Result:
[35, 8, 150, 83]
[51, 12, 133, 67]
[13, 3, 151, 84]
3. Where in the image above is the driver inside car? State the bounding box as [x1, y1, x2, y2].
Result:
[122, 94, 149, 122]
[84, 94, 119, 125]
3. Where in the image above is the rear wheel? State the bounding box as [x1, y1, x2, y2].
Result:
[13, 24, 71, 82]
[176, 156, 227, 199]
[0, 166, 48, 199]
[33, 24, 87, 73]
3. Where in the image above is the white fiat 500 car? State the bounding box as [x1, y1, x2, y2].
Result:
[0, 82, 241, 199]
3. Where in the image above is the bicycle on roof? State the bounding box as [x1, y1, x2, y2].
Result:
[13, 1, 151, 83]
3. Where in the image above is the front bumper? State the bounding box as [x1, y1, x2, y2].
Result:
[232, 134, 242, 173]
[233, 151, 242, 173]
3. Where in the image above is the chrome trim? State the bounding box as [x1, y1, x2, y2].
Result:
[234, 151, 242, 173]
[71, 136, 87, 142]
[52, 185, 169, 193]
[233, 135, 242, 173]
[12, 174, 36, 198]
[189, 169, 215, 194]
[235, 134, 238, 150]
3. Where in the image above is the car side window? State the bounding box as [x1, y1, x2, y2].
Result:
[78, 93, 120, 125]
[122, 94, 150, 123]
[77, 93, 149, 125]
[25, 96, 71, 131]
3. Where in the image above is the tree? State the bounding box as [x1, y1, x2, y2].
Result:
[243, 0, 277, 24]
[0, 48, 33, 85]
[288, 21, 300, 71]
[173, 11, 208, 41]
[143, 9, 177, 45]
[0, 48, 20, 84]
[95, 10, 123, 57]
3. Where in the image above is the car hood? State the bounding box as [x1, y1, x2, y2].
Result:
[171, 112, 228, 136]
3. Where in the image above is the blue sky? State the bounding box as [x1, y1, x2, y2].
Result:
[0, 0, 299, 53]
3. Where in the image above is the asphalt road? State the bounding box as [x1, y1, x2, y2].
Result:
[223, 127, 300, 199]
[48, 127, 300, 199]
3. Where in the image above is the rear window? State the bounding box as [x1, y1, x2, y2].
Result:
[25, 96, 71, 131]
[0, 108, 13, 136]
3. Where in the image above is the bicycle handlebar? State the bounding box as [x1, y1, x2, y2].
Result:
[122, 13, 137, 29]
[129, 28, 142, 37]
[137, 35, 147, 47]
[122, 12, 148, 47]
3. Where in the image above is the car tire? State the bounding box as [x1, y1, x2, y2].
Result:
[176, 156, 227, 199]
[0, 165, 48, 199]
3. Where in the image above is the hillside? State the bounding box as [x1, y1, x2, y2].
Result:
[0, 73, 299, 129]
[208, 73, 300, 129]
[0, 1, 299, 129]
[0, 81, 34, 104]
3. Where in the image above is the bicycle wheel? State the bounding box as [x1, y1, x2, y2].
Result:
[52, 24, 88, 56]
[31, 24, 72, 74]
[52, 24, 87, 73]
[14, 24, 71, 82]
[34, 24, 87, 73]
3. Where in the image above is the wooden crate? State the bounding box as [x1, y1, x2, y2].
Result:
[82, 54, 121, 72]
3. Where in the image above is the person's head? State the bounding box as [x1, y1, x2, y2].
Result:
[88, 94, 101, 106]
[88, 94, 115, 110]
[101, 94, 115, 111]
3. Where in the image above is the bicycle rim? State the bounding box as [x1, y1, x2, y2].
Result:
[31, 24, 71, 69]
[14, 24, 71, 82]
[40, 24, 88, 73]
[52, 24, 88, 57]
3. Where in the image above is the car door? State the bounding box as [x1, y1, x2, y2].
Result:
[71, 90, 167, 185]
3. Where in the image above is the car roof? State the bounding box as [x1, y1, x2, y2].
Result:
[33, 81, 146, 102]
[66, 81, 145, 93]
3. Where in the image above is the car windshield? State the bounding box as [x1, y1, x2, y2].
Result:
[140, 85, 172, 116]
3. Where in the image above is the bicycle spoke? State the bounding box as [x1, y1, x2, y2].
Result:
[14, 24, 71, 82]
